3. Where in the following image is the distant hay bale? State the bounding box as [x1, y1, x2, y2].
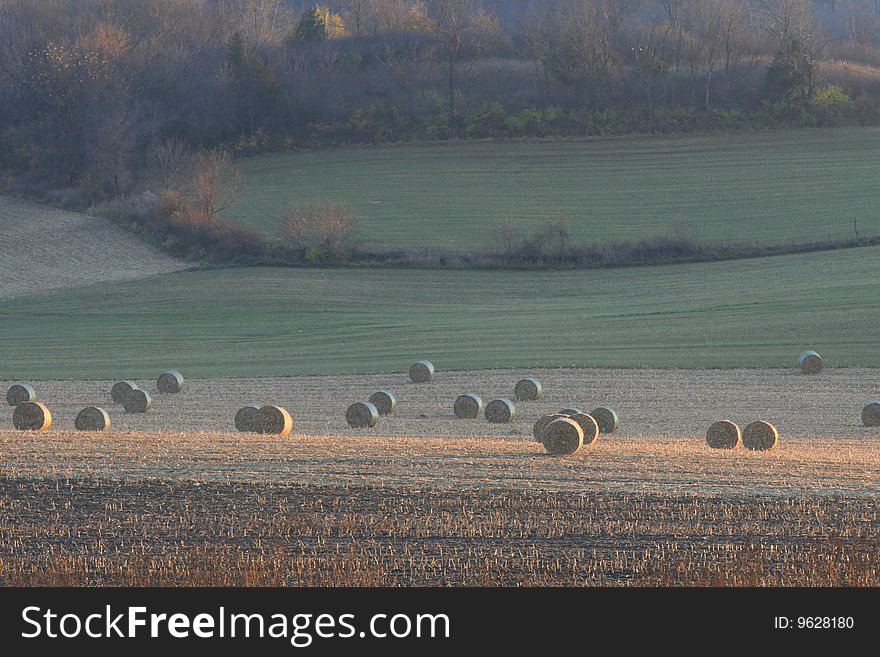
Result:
[454, 393, 484, 419]
[799, 351, 822, 375]
[862, 401, 880, 427]
[569, 413, 600, 445]
[558, 407, 583, 416]
[254, 405, 293, 436]
[706, 420, 742, 449]
[122, 388, 152, 414]
[12, 401, 52, 431]
[235, 405, 261, 432]
[157, 370, 184, 393]
[346, 401, 379, 428]
[75, 407, 111, 431]
[533, 413, 567, 442]
[514, 377, 543, 401]
[409, 360, 435, 383]
[111, 380, 137, 404]
[544, 418, 584, 456]
[743, 421, 779, 452]
[485, 398, 516, 424]
[369, 390, 397, 416]
[590, 406, 620, 435]
[6, 383, 36, 407]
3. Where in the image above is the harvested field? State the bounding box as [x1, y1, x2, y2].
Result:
[2, 368, 879, 440]
[0, 196, 190, 299]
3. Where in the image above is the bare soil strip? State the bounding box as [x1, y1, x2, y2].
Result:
[0, 196, 190, 299]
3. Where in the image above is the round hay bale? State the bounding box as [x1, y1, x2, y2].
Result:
[74, 406, 111, 431]
[706, 420, 742, 450]
[862, 401, 880, 427]
[12, 401, 52, 431]
[569, 413, 600, 446]
[409, 360, 435, 383]
[346, 401, 379, 428]
[369, 390, 397, 416]
[799, 351, 822, 375]
[558, 407, 583, 416]
[485, 398, 516, 424]
[235, 405, 261, 432]
[590, 406, 620, 435]
[454, 393, 484, 419]
[514, 377, 543, 401]
[544, 418, 584, 456]
[254, 405, 293, 436]
[533, 413, 568, 442]
[6, 383, 36, 407]
[743, 421, 779, 452]
[111, 380, 137, 404]
[157, 370, 184, 393]
[122, 388, 152, 414]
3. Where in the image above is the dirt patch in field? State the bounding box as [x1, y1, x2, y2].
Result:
[0, 196, 190, 299]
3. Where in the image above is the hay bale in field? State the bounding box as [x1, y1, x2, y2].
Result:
[454, 393, 484, 419]
[409, 360, 435, 383]
[514, 377, 543, 401]
[254, 405, 293, 436]
[346, 401, 379, 428]
[533, 413, 568, 442]
[111, 380, 137, 404]
[485, 398, 516, 424]
[157, 370, 184, 393]
[706, 420, 742, 450]
[743, 421, 779, 452]
[544, 418, 584, 456]
[122, 388, 152, 414]
[235, 405, 261, 432]
[862, 401, 880, 427]
[590, 406, 620, 435]
[799, 351, 822, 375]
[558, 407, 583, 416]
[569, 412, 600, 446]
[6, 383, 36, 407]
[369, 390, 397, 416]
[75, 407, 110, 431]
[12, 401, 52, 431]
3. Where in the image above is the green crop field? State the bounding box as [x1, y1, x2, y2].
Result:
[229, 128, 880, 251]
[2, 244, 880, 380]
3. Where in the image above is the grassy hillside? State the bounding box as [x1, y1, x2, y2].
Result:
[2, 244, 879, 380]
[229, 129, 880, 251]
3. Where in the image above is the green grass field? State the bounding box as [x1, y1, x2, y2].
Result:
[3, 244, 880, 380]
[229, 128, 880, 250]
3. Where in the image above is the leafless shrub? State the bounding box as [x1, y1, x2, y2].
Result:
[283, 202, 358, 260]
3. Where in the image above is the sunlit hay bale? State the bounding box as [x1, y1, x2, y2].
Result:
[514, 377, 543, 401]
[111, 380, 137, 404]
[368, 390, 397, 416]
[590, 406, 620, 435]
[74, 406, 111, 431]
[743, 421, 779, 452]
[569, 412, 600, 446]
[485, 398, 516, 424]
[6, 383, 36, 407]
[454, 393, 484, 419]
[254, 405, 293, 436]
[409, 360, 435, 383]
[862, 401, 880, 427]
[346, 401, 379, 428]
[558, 407, 583, 416]
[157, 370, 184, 393]
[12, 401, 52, 431]
[799, 351, 822, 375]
[235, 405, 260, 432]
[533, 413, 568, 442]
[544, 418, 584, 456]
[122, 388, 152, 414]
[706, 420, 742, 449]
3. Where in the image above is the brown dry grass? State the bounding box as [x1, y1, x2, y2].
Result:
[0, 196, 189, 299]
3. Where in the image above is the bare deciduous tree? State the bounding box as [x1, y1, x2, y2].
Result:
[189, 150, 245, 221]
